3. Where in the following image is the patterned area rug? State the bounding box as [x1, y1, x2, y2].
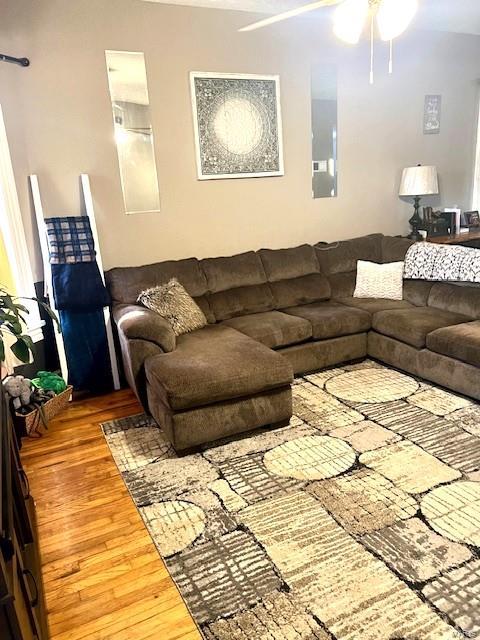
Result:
[102, 361, 480, 640]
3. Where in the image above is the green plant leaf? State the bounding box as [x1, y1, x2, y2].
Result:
[2, 294, 17, 314]
[11, 336, 32, 363]
[6, 320, 22, 335]
[1, 286, 59, 362]
[0, 312, 19, 324]
[12, 301, 29, 313]
[37, 300, 60, 330]
[20, 334, 34, 351]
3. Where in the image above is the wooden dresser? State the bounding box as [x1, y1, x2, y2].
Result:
[1, 391, 48, 639]
[427, 229, 480, 247]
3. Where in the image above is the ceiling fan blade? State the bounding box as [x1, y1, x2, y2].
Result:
[238, 0, 343, 32]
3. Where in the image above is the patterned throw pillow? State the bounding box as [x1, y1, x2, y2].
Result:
[137, 278, 207, 336]
[353, 260, 404, 300]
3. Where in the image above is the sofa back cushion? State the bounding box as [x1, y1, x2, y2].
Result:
[315, 234, 382, 300]
[201, 251, 266, 293]
[269, 274, 331, 308]
[315, 234, 383, 275]
[200, 251, 274, 321]
[381, 236, 414, 263]
[106, 257, 207, 305]
[327, 272, 357, 298]
[428, 282, 480, 319]
[259, 244, 330, 309]
[259, 245, 319, 281]
[207, 284, 275, 321]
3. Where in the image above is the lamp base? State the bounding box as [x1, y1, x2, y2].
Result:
[408, 195, 424, 242]
[407, 230, 424, 241]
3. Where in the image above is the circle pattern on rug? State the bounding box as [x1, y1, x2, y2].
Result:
[264, 436, 356, 480]
[325, 368, 419, 403]
[141, 500, 206, 556]
[420, 481, 480, 547]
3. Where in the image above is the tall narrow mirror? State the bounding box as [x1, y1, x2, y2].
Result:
[105, 51, 160, 214]
[311, 66, 337, 198]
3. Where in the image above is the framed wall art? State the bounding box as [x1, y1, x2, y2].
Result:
[424, 94, 441, 135]
[190, 72, 284, 180]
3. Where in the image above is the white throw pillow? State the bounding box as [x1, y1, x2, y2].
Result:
[353, 260, 404, 300]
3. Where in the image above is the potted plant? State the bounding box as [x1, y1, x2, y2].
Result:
[1, 285, 71, 436]
[0, 284, 59, 368]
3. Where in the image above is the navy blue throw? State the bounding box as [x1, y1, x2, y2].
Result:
[59, 309, 113, 392]
[51, 262, 110, 311]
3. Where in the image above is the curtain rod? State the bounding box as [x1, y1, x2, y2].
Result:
[0, 54, 30, 67]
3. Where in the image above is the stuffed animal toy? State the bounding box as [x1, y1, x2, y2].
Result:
[3, 375, 33, 410]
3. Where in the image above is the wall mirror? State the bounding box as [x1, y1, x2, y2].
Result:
[311, 66, 337, 198]
[105, 50, 160, 214]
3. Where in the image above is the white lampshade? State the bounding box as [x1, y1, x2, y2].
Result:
[377, 0, 418, 42]
[333, 0, 369, 45]
[399, 165, 439, 197]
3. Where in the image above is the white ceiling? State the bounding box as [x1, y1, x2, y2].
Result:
[141, 0, 480, 36]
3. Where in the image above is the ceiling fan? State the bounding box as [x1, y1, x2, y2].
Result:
[239, 0, 419, 83]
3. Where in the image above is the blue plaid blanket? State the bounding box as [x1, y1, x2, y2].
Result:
[45, 215, 109, 310]
[45, 216, 96, 264]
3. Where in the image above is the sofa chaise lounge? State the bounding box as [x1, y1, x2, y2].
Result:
[106, 233, 480, 450]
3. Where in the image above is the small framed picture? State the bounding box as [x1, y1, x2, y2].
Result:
[465, 211, 480, 227]
[424, 95, 441, 134]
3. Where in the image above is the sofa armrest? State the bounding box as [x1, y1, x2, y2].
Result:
[113, 304, 176, 353]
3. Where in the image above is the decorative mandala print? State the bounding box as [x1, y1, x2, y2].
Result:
[191, 74, 283, 178]
[325, 368, 419, 403]
[264, 435, 356, 480]
[420, 481, 480, 546]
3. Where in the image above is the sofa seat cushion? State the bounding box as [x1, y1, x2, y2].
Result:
[372, 307, 470, 349]
[427, 321, 480, 367]
[335, 297, 413, 314]
[284, 301, 371, 340]
[145, 325, 293, 411]
[222, 311, 312, 349]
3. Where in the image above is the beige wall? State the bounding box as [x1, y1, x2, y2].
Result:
[1, 0, 480, 279]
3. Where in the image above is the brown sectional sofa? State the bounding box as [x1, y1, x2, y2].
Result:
[106, 233, 480, 450]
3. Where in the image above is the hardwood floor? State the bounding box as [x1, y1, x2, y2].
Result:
[20, 389, 202, 640]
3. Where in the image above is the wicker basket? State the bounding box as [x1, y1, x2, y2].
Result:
[15, 385, 73, 437]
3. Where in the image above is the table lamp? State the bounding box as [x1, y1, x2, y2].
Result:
[399, 165, 439, 240]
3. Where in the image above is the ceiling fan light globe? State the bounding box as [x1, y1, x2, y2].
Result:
[377, 0, 418, 41]
[332, 0, 369, 44]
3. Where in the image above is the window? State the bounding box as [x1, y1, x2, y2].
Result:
[0, 104, 44, 351]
